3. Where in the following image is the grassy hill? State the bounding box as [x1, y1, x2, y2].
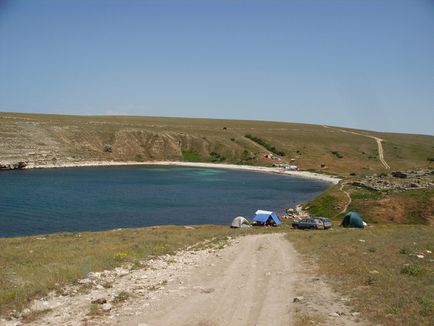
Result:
[1, 112, 433, 175]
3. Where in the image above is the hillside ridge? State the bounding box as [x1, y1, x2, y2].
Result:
[1, 112, 433, 175]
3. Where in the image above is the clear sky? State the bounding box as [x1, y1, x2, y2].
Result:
[0, 0, 433, 135]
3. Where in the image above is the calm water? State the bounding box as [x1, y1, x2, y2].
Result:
[0, 166, 329, 237]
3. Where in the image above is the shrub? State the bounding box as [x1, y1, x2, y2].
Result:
[366, 275, 376, 285]
[331, 151, 343, 159]
[113, 252, 128, 261]
[244, 134, 285, 156]
[209, 151, 226, 162]
[112, 291, 130, 304]
[399, 247, 409, 255]
[103, 144, 113, 153]
[401, 264, 425, 277]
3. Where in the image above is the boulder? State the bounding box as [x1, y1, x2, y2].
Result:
[0, 162, 27, 170]
[392, 171, 407, 178]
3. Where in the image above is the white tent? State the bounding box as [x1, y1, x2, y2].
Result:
[231, 216, 251, 228]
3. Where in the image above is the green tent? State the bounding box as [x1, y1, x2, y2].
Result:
[341, 211, 365, 228]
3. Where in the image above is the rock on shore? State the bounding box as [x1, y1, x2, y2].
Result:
[0, 162, 27, 170]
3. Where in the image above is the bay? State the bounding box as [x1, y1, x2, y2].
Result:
[0, 166, 329, 237]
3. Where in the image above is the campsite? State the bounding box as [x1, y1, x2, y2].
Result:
[1, 1, 433, 325]
[231, 208, 366, 231]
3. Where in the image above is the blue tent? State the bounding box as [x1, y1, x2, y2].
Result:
[253, 210, 282, 225]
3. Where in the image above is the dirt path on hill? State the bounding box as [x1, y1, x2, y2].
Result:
[337, 182, 352, 216]
[322, 125, 390, 169]
[9, 234, 366, 326]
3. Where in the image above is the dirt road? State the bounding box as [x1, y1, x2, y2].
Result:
[16, 234, 365, 326]
[125, 234, 296, 326]
[322, 125, 390, 169]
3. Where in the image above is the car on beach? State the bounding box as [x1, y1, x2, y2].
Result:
[292, 218, 324, 230]
[314, 217, 332, 229]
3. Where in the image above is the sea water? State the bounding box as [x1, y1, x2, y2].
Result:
[0, 166, 329, 237]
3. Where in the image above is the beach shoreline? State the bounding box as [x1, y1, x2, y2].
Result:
[24, 160, 340, 184]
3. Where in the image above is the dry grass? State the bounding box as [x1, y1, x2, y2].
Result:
[1, 112, 432, 175]
[293, 312, 326, 326]
[0, 225, 273, 317]
[287, 225, 434, 326]
[348, 189, 434, 225]
[0, 225, 236, 316]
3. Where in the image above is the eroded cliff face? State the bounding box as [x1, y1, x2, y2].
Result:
[0, 114, 254, 167]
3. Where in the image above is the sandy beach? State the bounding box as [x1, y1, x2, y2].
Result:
[24, 160, 340, 184]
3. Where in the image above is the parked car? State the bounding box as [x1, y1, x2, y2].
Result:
[314, 217, 332, 229]
[292, 218, 324, 230]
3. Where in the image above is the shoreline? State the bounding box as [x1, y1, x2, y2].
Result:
[24, 160, 340, 184]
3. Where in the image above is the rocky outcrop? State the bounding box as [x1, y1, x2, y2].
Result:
[0, 161, 27, 170]
[350, 169, 433, 192]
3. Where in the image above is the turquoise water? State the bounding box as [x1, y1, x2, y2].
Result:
[0, 166, 330, 237]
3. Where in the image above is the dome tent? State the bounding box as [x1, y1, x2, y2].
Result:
[231, 216, 251, 228]
[341, 211, 365, 228]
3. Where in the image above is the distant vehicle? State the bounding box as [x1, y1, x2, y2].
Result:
[314, 217, 332, 229]
[292, 218, 324, 230]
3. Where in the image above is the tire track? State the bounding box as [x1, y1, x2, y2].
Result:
[322, 125, 390, 169]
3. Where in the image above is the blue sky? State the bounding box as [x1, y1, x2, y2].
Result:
[0, 0, 433, 135]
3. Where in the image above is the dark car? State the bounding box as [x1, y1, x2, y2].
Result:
[314, 217, 332, 229]
[292, 218, 324, 230]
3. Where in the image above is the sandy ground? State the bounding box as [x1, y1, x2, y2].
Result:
[24, 161, 340, 184]
[4, 234, 366, 326]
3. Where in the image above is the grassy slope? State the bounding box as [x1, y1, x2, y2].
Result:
[307, 185, 434, 225]
[1, 112, 433, 175]
[288, 225, 434, 326]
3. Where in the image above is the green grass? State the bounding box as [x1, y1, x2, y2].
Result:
[287, 225, 434, 326]
[306, 185, 344, 218]
[244, 134, 285, 156]
[182, 150, 202, 162]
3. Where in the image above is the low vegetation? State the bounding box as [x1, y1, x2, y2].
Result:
[0, 225, 244, 316]
[306, 183, 434, 225]
[209, 151, 226, 162]
[331, 150, 343, 159]
[1, 112, 433, 174]
[245, 134, 285, 156]
[347, 188, 433, 225]
[182, 149, 201, 162]
[305, 184, 346, 218]
[287, 225, 434, 326]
